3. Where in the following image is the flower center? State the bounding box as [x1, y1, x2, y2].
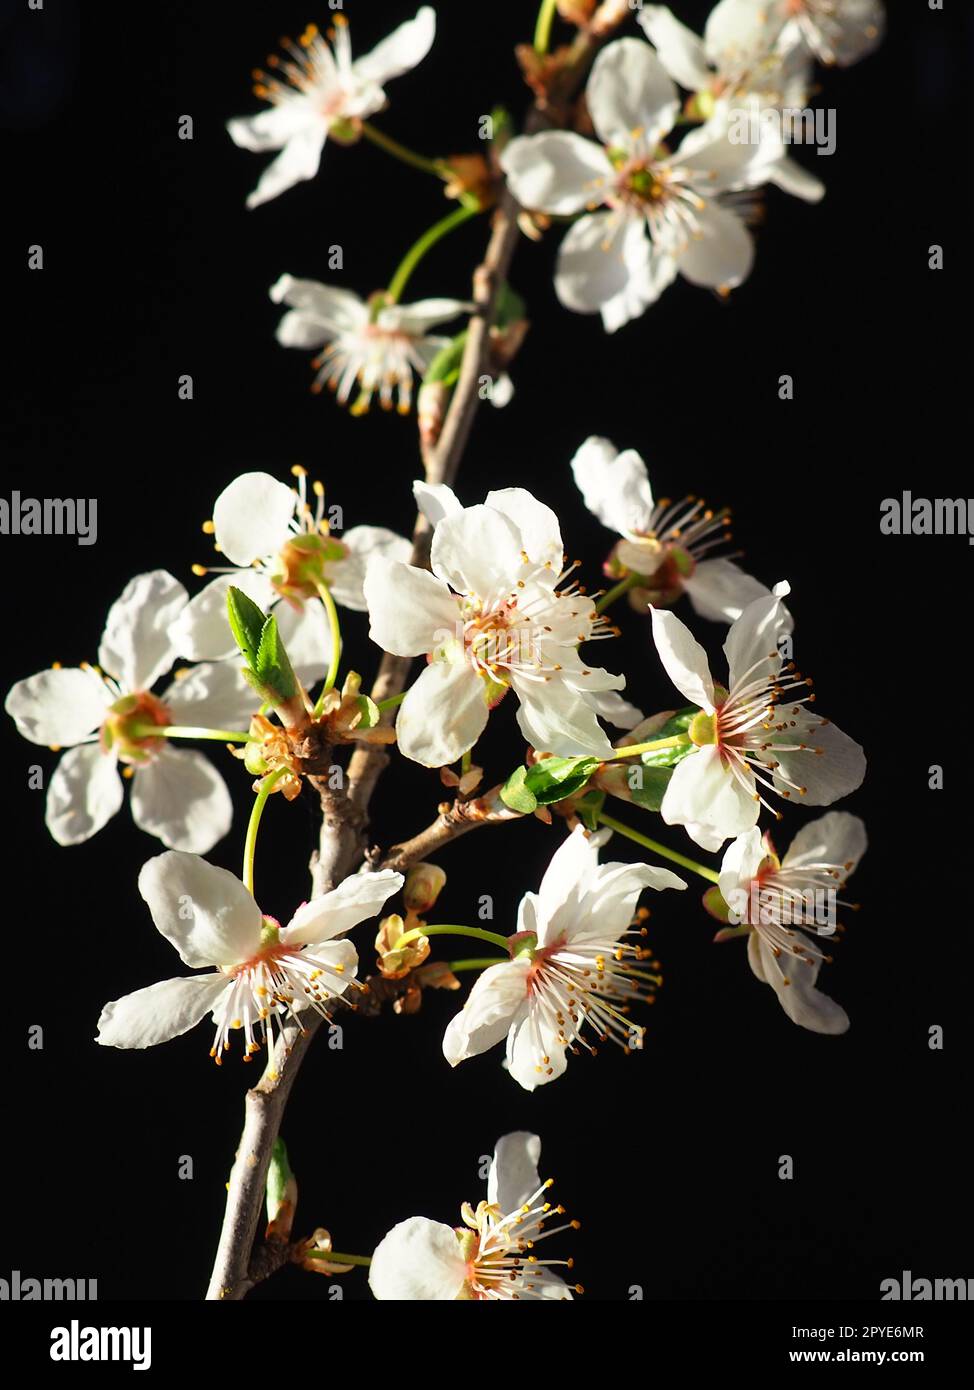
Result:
[270, 531, 348, 601]
[101, 690, 171, 765]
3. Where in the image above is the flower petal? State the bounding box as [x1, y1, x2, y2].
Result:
[766, 715, 866, 806]
[269, 274, 368, 335]
[162, 661, 257, 732]
[45, 744, 124, 845]
[137, 849, 262, 969]
[328, 526, 412, 611]
[98, 570, 187, 691]
[650, 606, 716, 711]
[484, 487, 564, 573]
[130, 748, 233, 854]
[442, 959, 530, 1066]
[506, 1008, 569, 1091]
[364, 557, 459, 657]
[353, 6, 437, 86]
[5, 666, 112, 746]
[587, 37, 679, 147]
[718, 826, 766, 904]
[379, 297, 469, 336]
[413, 480, 462, 527]
[675, 201, 754, 291]
[722, 584, 792, 690]
[570, 435, 655, 537]
[782, 811, 867, 876]
[488, 1131, 542, 1213]
[661, 743, 757, 844]
[501, 131, 613, 216]
[212, 472, 297, 567]
[750, 930, 849, 1035]
[637, 5, 712, 90]
[430, 504, 525, 598]
[96, 974, 228, 1050]
[513, 675, 615, 759]
[682, 557, 769, 624]
[555, 212, 671, 331]
[282, 869, 404, 947]
[244, 121, 329, 209]
[368, 1217, 466, 1302]
[227, 100, 314, 152]
[396, 656, 489, 768]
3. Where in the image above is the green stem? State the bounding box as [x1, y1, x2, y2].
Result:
[461, 748, 472, 776]
[534, 0, 559, 54]
[312, 581, 342, 716]
[395, 923, 511, 953]
[596, 811, 720, 884]
[595, 572, 642, 614]
[376, 692, 407, 713]
[360, 121, 447, 178]
[387, 205, 481, 304]
[243, 768, 288, 896]
[448, 957, 508, 973]
[604, 735, 691, 760]
[304, 1250, 372, 1268]
[130, 724, 250, 743]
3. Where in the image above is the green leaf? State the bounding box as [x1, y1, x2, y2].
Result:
[575, 789, 606, 832]
[254, 615, 299, 703]
[626, 765, 673, 812]
[355, 694, 381, 730]
[423, 332, 467, 389]
[227, 586, 267, 670]
[500, 764, 538, 814]
[639, 706, 699, 768]
[266, 1137, 294, 1221]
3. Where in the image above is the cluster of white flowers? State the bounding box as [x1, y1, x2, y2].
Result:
[5, 1, 883, 1300]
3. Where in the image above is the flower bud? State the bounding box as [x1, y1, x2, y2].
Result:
[404, 862, 447, 914]
[375, 913, 430, 979]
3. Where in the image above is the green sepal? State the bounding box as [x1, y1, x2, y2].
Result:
[575, 789, 606, 832]
[639, 706, 699, 768]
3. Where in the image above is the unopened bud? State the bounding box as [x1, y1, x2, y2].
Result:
[300, 1228, 354, 1276]
[404, 862, 447, 913]
[375, 913, 430, 979]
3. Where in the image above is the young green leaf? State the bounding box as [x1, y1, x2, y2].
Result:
[227, 585, 268, 669]
[255, 614, 299, 703]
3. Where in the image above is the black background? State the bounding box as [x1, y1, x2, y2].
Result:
[1, 0, 971, 1307]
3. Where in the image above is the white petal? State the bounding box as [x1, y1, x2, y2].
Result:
[98, 570, 187, 691]
[212, 472, 296, 567]
[513, 676, 615, 759]
[380, 297, 469, 336]
[45, 744, 124, 845]
[162, 661, 257, 732]
[484, 488, 564, 573]
[430, 503, 525, 599]
[585, 689, 645, 730]
[675, 201, 754, 291]
[442, 959, 529, 1066]
[413, 480, 462, 527]
[723, 585, 792, 690]
[5, 666, 112, 746]
[783, 811, 867, 876]
[556, 212, 669, 330]
[364, 557, 459, 657]
[269, 274, 368, 334]
[560, 859, 686, 945]
[506, 1008, 569, 1091]
[661, 744, 758, 842]
[488, 1132, 542, 1213]
[96, 974, 228, 1049]
[328, 526, 412, 611]
[650, 606, 716, 711]
[227, 101, 314, 152]
[767, 154, 825, 203]
[275, 308, 332, 350]
[682, 558, 769, 624]
[587, 37, 679, 147]
[368, 1217, 466, 1302]
[170, 572, 276, 662]
[637, 6, 712, 90]
[396, 657, 489, 768]
[244, 121, 328, 210]
[751, 931, 849, 1035]
[282, 869, 404, 947]
[130, 748, 233, 854]
[767, 716, 866, 806]
[353, 6, 437, 85]
[534, 824, 603, 934]
[501, 131, 613, 215]
[137, 849, 262, 969]
[570, 435, 654, 537]
[273, 598, 334, 687]
[704, 0, 773, 64]
[718, 826, 766, 903]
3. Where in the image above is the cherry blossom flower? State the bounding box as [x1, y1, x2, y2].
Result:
[500, 37, 819, 331]
[650, 584, 866, 851]
[5, 571, 255, 852]
[228, 9, 436, 209]
[369, 1132, 579, 1300]
[766, 0, 885, 68]
[96, 851, 403, 1061]
[571, 435, 768, 623]
[443, 825, 684, 1090]
[270, 275, 469, 415]
[364, 487, 627, 768]
[713, 811, 866, 1033]
[173, 468, 410, 675]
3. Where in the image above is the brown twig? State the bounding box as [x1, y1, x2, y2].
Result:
[378, 787, 524, 874]
[204, 7, 629, 1302]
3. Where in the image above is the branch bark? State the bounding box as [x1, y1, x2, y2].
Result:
[204, 6, 627, 1301]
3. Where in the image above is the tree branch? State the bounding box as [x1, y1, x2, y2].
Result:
[378, 786, 523, 873]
